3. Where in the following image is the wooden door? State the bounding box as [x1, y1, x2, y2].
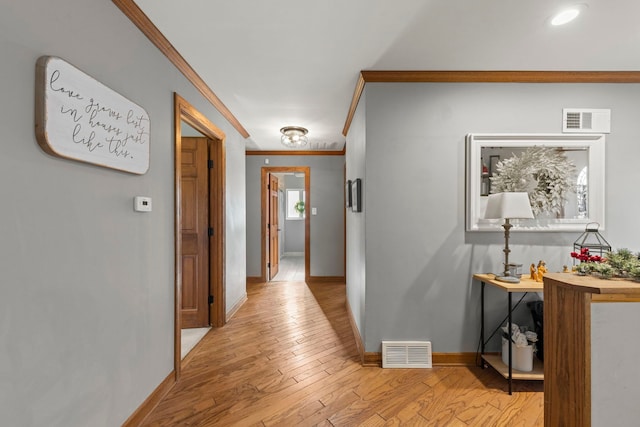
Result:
[269, 174, 279, 280]
[180, 137, 209, 328]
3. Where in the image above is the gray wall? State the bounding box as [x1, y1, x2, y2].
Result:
[349, 82, 640, 353]
[283, 175, 305, 253]
[345, 91, 367, 340]
[0, 1, 246, 425]
[246, 156, 344, 277]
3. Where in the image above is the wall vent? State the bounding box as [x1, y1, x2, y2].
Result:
[562, 108, 611, 133]
[382, 341, 432, 368]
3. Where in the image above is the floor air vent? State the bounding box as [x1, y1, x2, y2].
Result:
[382, 341, 432, 368]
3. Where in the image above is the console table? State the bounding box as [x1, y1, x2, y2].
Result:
[543, 272, 640, 426]
[474, 273, 544, 394]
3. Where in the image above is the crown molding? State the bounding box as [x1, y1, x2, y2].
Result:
[112, 0, 250, 138]
[342, 70, 640, 136]
[246, 150, 344, 156]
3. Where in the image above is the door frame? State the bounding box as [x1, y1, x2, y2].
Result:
[261, 167, 310, 283]
[174, 93, 226, 380]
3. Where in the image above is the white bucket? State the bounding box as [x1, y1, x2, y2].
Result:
[501, 338, 534, 372]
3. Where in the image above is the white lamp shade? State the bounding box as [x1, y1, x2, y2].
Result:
[484, 192, 534, 220]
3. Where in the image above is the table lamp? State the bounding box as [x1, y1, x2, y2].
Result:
[484, 192, 534, 283]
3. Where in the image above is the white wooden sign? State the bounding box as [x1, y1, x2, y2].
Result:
[35, 56, 150, 174]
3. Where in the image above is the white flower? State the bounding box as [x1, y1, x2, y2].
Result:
[490, 147, 576, 216]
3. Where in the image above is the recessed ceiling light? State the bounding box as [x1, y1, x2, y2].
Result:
[551, 8, 581, 26]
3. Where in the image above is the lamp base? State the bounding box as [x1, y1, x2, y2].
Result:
[495, 275, 521, 284]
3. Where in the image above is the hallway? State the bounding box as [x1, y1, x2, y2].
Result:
[141, 281, 543, 426]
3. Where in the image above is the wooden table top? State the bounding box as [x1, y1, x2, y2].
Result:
[544, 272, 640, 295]
[473, 273, 544, 292]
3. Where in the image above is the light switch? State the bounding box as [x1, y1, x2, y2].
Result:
[312, 207, 317, 215]
[134, 196, 152, 212]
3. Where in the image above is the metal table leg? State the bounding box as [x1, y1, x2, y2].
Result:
[481, 281, 485, 359]
[508, 292, 513, 395]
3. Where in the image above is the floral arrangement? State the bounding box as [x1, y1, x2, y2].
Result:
[491, 146, 576, 216]
[570, 247, 603, 263]
[572, 248, 640, 280]
[294, 200, 305, 214]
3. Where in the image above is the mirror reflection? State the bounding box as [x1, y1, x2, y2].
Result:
[480, 146, 588, 220]
[466, 133, 605, 232]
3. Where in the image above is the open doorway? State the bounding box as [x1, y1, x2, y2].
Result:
[174, 93, 226, 379]
[261, 167, 310, 283]
[270, 172, 307, 282]
[179, 123, 211, 359]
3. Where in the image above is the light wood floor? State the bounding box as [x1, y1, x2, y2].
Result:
[272, 254, 305, 282]
[142, 281, 543, 426]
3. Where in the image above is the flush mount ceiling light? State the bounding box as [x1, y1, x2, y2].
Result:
[551, 7, 582, 26]
[280, 126, 309, 148]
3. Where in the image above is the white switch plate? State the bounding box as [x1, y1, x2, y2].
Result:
[134, 196, 152, 212]
[312, 207, 317, 215]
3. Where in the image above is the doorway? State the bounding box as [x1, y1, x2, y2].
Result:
[180, 134, 210, 329]
[268, 173, 280, 280]
[174, 93, 226, 379]
[179, 132, 212, 360]
[268, 172, 307, 282]
[261, 167, 310, 283]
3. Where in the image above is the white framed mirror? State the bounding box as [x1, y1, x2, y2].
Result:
[466, 133, 605, 232]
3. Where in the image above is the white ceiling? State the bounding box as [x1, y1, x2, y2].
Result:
[135, 0, 640, 151]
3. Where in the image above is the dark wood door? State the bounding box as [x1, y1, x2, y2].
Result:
[180, 137, 209, 328]
[269, 173, 279, 280]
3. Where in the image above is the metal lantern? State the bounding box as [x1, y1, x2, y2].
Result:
[573, 222, 611, 264]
